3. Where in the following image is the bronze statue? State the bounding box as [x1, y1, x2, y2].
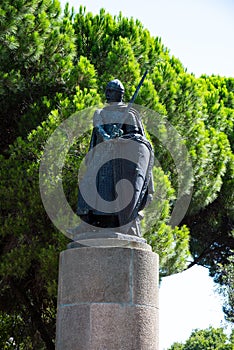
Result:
[75, 78, 154, 237]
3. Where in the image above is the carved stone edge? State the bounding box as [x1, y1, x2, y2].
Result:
[67, 231, 151, 251]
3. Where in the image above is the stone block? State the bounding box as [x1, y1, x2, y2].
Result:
[56, 303, 159, 350]
[58, 247, 132, 305]
[90, 303, 159, 350]
[133, 249, 159, 307]
[56, 304, 90, 350]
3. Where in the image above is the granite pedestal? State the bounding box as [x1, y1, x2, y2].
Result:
[55, 232, 159, 350]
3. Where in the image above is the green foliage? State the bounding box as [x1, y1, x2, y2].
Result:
[0, 312, 43, 349]
[168, 327, 234, 350]
[0, 0, 76, 150]
[0, 85, 101, 347]
[0, 2, 234, 348]
[100, 36, 141, 100]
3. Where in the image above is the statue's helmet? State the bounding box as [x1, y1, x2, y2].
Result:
[106, 79, 125, 93]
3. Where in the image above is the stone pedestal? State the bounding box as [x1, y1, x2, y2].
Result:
[55, 234, 159, 350]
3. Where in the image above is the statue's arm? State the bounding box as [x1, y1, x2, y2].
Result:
[93, 110, 111, 141]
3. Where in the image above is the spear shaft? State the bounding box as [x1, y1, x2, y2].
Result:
[129, 70, 148, 104]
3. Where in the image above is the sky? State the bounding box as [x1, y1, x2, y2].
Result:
[61, 0, 234, 77]
[159, 265, 230, 349]
[60, 0, 233, 348]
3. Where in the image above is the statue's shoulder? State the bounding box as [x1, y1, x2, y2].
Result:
[112, 103, 139, 116]
[93, 108, 103, 116]
[120, 106, 141, 124]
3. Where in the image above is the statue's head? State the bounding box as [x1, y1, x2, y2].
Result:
[105, 79, 125, 103]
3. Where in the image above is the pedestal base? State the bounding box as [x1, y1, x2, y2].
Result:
[56, 240, 159, 349]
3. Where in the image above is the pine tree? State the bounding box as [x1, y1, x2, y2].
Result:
[0, 0, 76, 151]
[0, 4, 233, 346]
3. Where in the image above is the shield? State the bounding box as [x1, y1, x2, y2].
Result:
[77, 133, 154, 227]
